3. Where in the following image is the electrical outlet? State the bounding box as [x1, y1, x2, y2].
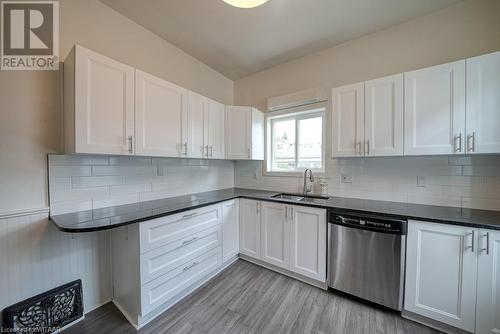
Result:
[417, 176, 426, 187]
[341, 174, 353, 184]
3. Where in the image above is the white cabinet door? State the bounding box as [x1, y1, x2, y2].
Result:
[476, 230, 500, 334]
[226, 106, 251, 159]
[74, 46, 135, 155]
[331, 83, 364, 157]
[135, 70, 187, 157]
[405, 220, 477, 332]
[404, 60, 466, 155]
[466, 51, 500, 154]
[239, 199, 261, 259]
[187, 92, 207, 158]
[365, 74, 404, 156]
[222, 199, 239, 262]
[260, 201, 289, 269]
[289, 205, 326, 281]
[207, 99, 225, 159]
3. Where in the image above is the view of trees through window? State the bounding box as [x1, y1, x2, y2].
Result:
[271, 113, 323, 172]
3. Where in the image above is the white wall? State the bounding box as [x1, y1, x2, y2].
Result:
[0, 0, 234, 214]
[0, 0, 233, 319]
[233, 0, 500, 211]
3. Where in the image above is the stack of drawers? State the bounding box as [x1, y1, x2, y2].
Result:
[111, 203, 223, 327]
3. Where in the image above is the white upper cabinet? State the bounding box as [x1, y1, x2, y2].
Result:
[331, 83, 365, 157]
[187, 92, 207, 158]
[466, 51, 500, 154]
[239, 199, 261, 259]
[404, 60, 466, 155]
[289, 205, 326, 282]
[476, 229, 500, 334]
[206, 99, 225, 159]
[260, 201, 289, 270]
[64, 45, 135, 155]
[225, 106, 264, 160]
[405, 221, 477, 332]
[135, 70, 187, 157]
[364, 74, 404, 156]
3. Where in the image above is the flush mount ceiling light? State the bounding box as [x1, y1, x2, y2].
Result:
[222, 0, 269, 8]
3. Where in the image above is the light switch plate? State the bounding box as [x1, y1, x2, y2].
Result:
[341, 174, 353, 184]
[417, 176, 426, 187]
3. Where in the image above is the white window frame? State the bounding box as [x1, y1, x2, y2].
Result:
[265, 102, 326, 176]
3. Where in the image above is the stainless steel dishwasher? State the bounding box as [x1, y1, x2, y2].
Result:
[328, 211, 407, 311]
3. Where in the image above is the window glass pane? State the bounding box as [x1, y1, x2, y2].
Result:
[297, 117, 322, 169]
[272, 119, 296, 171]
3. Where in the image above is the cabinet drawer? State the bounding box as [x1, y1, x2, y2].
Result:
[140, 247, 222, 316]
[140, 204, 221, 253]
[140, 225, 221, 284]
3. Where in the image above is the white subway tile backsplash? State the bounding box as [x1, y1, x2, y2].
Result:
[235, 155, 500, 210]
[93, 193, 141, 209]
[72, 176, 126, 188]
[92, 165, 158, 176]
[49, 166, 92, 178]
[463, 165, 500, 177]
[109, 183, 151, 196]
[48, 155, 235, 214]
[109, 156, 152, 166]
[50, 186, 109, 203]
[48, 155, 109, 166]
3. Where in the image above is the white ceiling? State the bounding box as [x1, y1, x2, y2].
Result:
[100, 0, 462, 80]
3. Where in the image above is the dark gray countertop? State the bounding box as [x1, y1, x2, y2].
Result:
[49, 187, 500, 233]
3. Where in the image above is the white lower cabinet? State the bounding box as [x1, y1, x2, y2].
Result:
[405, 220, 500, 334]
[239, 199, 261, 259]
[260, 201, 289, 269]
[240, 200, 327, 283]
[289, 205, 326, 282]
[222, 199, 239, 262]
[476, 230, 500, 334]
[111, 203, 226, 328]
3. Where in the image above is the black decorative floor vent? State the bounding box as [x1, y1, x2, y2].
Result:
[2, 280, 83, 333]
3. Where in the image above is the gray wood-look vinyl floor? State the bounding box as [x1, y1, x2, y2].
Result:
[63, 260, 441, 334]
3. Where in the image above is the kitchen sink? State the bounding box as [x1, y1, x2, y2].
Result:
[272, 193, 329, 204]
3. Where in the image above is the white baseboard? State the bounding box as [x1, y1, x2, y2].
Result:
[401, 310, 470, 334]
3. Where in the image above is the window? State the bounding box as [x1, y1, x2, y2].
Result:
[266, 105, 325, 173]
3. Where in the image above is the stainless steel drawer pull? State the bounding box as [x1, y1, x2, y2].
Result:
[481, 232, 490, 255]
[182, 236, 198, 245]
[466, 231, 475, 252]
[454, 133, 462, 152]
[182, 212, 198, 219]
[183, 261, 199, 272]
[210, 146, 213, 157]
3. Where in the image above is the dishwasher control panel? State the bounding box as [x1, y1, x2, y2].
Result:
[329, 212, 407, 235]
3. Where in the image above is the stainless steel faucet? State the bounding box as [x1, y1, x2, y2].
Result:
[303, 169, 315, 195]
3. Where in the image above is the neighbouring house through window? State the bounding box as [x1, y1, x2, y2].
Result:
[266, 104, 325, 174]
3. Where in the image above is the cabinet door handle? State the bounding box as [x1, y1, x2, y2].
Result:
[481, 232, 490, 255]
[454, 133, 462, 153]
[256, 202, 260, 214]
[247, 148, 251, 158]
[182, 236, 198, 245]
[356, 142, 362, 156]
[467, 133, 476, 153]
[210, 146, 213, 157]
[285, 206, 288, 220]
[127, 136, 133, 154]
[183, 142, 188, 156]
[290, 206, 293, 219]
[183, 261, 199, 272]
[182, 212, 198, 219]
[365, 140, 370, 156]
[466, 231, 475, 252]
[205, 145, 209, 157]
